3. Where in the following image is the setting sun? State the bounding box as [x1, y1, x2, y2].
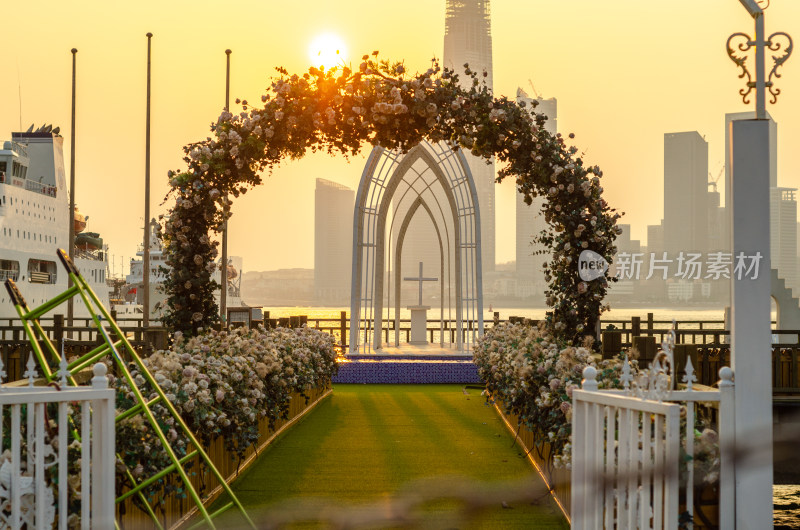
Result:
[308, 33, 347, 69]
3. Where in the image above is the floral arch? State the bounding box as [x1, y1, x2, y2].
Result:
[161, 54, 620, 345]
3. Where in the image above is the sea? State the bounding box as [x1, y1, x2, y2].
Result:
[260, 305, 798, 526]
[262, 306, 728, 324]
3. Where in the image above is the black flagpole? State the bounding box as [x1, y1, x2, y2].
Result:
[220, 49, 231, 326]
[67, 48, 77, 327]
[143, 32, 152, 327]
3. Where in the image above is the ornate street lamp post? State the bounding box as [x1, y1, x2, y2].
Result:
[725, 2, 791, 527]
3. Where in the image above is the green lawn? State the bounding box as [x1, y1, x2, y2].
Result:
[213, 384, 569, 529]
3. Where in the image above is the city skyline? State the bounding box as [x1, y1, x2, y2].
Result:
[1, 1, 799, 272]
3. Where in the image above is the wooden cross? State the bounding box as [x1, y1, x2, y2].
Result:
[403, 261, 437, 306]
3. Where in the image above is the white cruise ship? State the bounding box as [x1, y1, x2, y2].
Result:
[0, 126, 109, 319]
[122, 219, 245, 320]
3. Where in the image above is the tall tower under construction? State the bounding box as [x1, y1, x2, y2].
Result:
[443, 0, 495, 273]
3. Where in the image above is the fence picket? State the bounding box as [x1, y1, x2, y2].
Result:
[58, 401, 68, 530]
[664, 407, 680, 529]
[11, 404, 21, 530]
[34, 402, 45, 530]
[80, 401, 90, 530]
[570, 400, 586, 528]
[627, 410, 638, 530]
[604, 405, 615, 528]
[653, 414, 664, 530]
[592, 402, 603, 529]
[618, 407, 630, 527]
[641, 411, 652, 529]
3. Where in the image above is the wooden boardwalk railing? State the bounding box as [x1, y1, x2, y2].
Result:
[2, 310, 799, 395]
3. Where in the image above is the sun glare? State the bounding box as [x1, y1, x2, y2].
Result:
[308, 33, 347, 69]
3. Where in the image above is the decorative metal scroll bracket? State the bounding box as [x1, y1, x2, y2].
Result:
[766, 31, 793, 103]
[625, 319, 678, 402]
[727, 31, 793, 104]
[727, 2, 793, 111]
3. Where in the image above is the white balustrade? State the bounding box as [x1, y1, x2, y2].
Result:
[0, 357, 115, 529]
[571, 355, 735, 529]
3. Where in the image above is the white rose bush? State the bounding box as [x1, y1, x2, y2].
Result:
[473, 321, 630, 470]
[113, 325, 337, 508]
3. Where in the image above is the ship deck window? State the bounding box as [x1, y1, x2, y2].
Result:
[0, 259, 19, 281]
[27, 259, 56, 284]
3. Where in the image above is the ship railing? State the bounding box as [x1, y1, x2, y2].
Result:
[0, 269, 20, 281]
[23, 179, 57, 197]
[74, 248, 104, 261]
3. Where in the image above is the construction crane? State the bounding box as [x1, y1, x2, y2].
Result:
[708, 165, 724, 192]
[527, 79, 541, 99]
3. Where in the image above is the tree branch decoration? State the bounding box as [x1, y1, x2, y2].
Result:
[161, 53, 621, 344]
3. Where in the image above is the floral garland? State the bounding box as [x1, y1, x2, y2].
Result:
[161, 53, 621, 343]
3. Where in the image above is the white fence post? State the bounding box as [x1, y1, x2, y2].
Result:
[718, 366, 735, 529]
[90, 363, 115, 529]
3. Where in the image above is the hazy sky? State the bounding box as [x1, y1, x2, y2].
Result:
[2, 1, 799, 274]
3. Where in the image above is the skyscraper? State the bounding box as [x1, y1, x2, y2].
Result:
[443, 0, 495, 272]
[314, 179, 354, 304]
[663, 132, 709, 254]
[443, 0, 493, 90]
[515, 88, 556, 292]
[771, 188, 798, 295]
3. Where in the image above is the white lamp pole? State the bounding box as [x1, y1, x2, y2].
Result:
[726, 2, 792, 527]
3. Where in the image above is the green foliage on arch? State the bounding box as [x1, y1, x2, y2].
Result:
[161, 53, 621, 344]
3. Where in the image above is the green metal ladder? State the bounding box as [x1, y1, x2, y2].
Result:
[4, 249, 255, 529]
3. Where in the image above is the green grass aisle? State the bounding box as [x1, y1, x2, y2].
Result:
[213, 385, 568, 529]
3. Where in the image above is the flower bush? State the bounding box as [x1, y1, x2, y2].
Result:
[161, 54, 620, 344]
[473, 321, 628, 468]
[112, 325, 337, 506]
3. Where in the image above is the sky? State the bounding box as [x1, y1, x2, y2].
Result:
[2, 0, 800, 275]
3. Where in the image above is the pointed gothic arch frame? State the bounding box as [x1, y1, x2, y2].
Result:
[349, 141, 483, 352]
[394, 197, 446, 347]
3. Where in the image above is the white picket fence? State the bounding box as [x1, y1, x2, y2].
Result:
[571, 361, 735, 529]
[0, 358, 115, 530]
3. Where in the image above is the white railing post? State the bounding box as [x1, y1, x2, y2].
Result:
[718, 366, 735, 529]
[571, 399, 585, 528]
[581, 365, 597, 391]
[571, 366, 598, 530]
[90, 363, 115, 529]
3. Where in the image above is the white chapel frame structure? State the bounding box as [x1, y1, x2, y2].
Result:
[349, 141, 484, 353]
